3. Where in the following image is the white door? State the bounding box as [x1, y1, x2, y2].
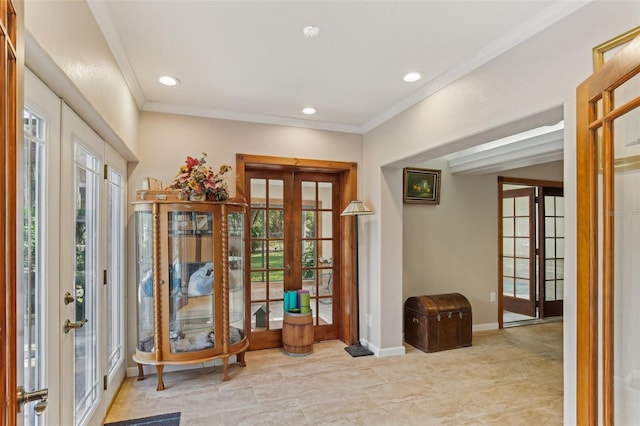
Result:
[60, 105, 104, 426]
[22, 69, 62, 426]
[23, 72, 127, 426]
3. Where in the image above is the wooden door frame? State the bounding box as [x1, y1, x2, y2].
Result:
[576, 33, 640, 426]
[497, 176, 563, 328]
[2, 0, 20, 424]
[236, 154, 358, 346]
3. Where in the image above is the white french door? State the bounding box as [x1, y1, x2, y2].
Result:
[22, 69, 61, 426]
[22, 71, 126, 426]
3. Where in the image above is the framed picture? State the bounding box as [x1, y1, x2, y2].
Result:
[403, 167, 441, 204]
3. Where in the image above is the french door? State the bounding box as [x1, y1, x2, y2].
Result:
[502, 187, 536, 317]
[501, 181, 564, 322]
[576, 34, 640, 424]
[245, 169, 341, 349]
[22, 71, 126, 426]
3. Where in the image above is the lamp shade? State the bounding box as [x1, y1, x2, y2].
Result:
[341, 200, 374, 216]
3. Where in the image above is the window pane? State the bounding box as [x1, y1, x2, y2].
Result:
[515, 279, 530, 299]
[503, 238, 514, 256]
[515, 258, 529, 278]
[502, 198, 514, 216]
[515, 217, 529, 237]
[544, 196, 555, 216]
[318, 211, 333, 238]
[545, 238, 555, 257]
[268, 179, 284, 207]
[318, 182, 332, 209]
[107, 168, 124, 374]
[515, 196, 529, 216]
[515, 238, 529, 257]
[503, 218, 514, 237]
[503, 277, 514, 296]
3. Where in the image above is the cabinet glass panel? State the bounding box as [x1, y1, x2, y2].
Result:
[228, 210, 245, 344]
[135, 210, 154, 352]
[168, 211, 215, 353]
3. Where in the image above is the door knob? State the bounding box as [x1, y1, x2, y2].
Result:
[64, 318, 88, 334]
[285, 264, 291, 272]
[17, 386, 48, 415]
[63, 291, 74, 305]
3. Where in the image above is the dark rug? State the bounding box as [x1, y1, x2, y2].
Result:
[104, 412, 180, 426]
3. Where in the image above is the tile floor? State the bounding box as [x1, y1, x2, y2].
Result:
[105, 322, 563, 425]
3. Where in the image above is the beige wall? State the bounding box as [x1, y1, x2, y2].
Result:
[126, 111, 362, 370]
[361, 2, 639, 423]
[402, 160, 563, 327]
[25, 0, 139, 159]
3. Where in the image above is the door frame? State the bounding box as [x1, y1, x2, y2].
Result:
[2, 0, 20, 424]
[576, 33, 640, 425]
[236, 154, 358, 346]
[497, 176, 563, 328]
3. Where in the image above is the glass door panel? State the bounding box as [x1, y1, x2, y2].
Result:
[106, 167, 124, 374]
[612, 105, 640, 423]
[301, 180, 334, 326]
[22, 106, 46, 426]
[249, 176, 286, 336]
[73, 144, 101, 425]
[228, 210, 245, 342]
[167, 211, 215, 353]
[539, 188, 564, 318]
[502, 187, 536, 317]
[135, 209, 154, 353]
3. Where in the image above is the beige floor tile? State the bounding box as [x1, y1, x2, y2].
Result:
[104, 322, 563, 425]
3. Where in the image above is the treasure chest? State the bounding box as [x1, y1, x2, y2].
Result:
[403, 293, 472, 353]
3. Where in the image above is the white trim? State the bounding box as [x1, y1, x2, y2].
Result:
[143, 102, 363, 134]
[361, 0, 591, 133]
[473, 322, 499, 332]
[87, 1, 591, 134]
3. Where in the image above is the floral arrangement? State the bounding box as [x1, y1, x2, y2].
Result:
[168, 153, 231, 201]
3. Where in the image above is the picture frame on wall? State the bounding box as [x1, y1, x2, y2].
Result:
[403, 167, 441, 204]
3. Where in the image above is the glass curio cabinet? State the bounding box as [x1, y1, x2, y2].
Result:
[133, 190, 248, 390]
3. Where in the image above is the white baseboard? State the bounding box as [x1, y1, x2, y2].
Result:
[359, 338, 405, 357]
[473, 322, 499, 332]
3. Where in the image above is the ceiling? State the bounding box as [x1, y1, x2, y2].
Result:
[88, 1, 586, 134]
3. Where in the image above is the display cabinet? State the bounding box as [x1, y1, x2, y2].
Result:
[133, 191, 248, 390]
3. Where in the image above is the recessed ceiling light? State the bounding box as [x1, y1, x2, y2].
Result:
[302, 107, 316, 115]
[403, 72, 422, 83]
[158, 75, 180, 86]
[303, 26, 320, 38]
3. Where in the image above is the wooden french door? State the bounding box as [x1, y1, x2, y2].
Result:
[244, 169, 341, 349]
[1, 0, 19, 424]
[577, 34, 640, 424]
[502, 187, 537, 317]
[500, 180, 564, 323]
[538, 186, 564, 318]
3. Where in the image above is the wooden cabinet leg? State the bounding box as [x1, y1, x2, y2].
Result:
[156, 365, 165, 391]
[222, 358, 229, 381]
[136, 363, 145, 381]
[237, 351, 246, 367]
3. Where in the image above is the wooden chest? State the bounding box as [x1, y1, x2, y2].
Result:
[404, 293, 472, 353]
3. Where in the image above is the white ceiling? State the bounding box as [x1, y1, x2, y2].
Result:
[88, 0, 586, 134]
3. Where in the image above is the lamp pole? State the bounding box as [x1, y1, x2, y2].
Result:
[341, 200, 374, 357]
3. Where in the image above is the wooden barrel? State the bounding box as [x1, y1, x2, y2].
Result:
[282, 311, 313, 356]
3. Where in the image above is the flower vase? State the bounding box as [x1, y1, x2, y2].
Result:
[189, 193, 206, 201]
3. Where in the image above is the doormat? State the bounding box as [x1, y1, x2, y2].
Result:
[104, 412, 181, 426]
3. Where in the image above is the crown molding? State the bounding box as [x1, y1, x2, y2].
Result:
[361, 0, 591, 134]
[143, 102, 363, 134]
[89, 0, 589, 135]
